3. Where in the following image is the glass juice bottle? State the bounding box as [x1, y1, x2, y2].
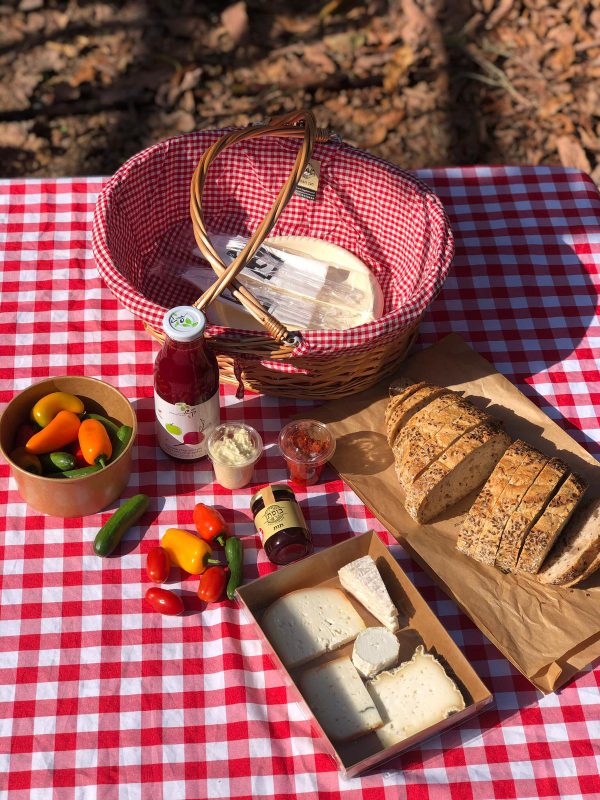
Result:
[154, 306, 220, 461]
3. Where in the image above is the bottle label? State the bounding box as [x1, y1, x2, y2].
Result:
[254, 499, 307, 544]
[155, 391, 219, 459]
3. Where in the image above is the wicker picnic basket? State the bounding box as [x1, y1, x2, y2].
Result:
[92, 110, 453, 399]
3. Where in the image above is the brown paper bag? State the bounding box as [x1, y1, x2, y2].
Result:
[309, 334, 600, 693]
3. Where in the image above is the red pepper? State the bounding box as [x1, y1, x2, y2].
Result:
[193, 503, 228, 545]
[69, 443, 88, 469]
[197, 565, 227, 603]
[14, 423, 39, 449]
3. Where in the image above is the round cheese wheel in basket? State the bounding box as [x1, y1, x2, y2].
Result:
[92, 110, 453, 399]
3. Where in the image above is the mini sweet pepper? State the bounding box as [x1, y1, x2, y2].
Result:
[31, 391, 84, 428]
[25, 410, 81, 455]
[160, 528, 221, 575]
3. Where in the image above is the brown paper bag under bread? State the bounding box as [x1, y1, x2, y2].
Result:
[308, 334, 600, 693]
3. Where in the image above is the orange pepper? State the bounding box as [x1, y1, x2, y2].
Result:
[78, 419, 113, 467]
[25, 410, 81, 455]
[160, 528, 220, 575]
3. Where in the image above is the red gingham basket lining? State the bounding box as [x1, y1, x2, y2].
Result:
[91, 130, 454, 356]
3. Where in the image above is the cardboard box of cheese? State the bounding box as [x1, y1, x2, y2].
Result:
[236, 531, 492, 778]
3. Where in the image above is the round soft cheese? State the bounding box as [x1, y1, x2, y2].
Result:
[352, 627, 400, 679]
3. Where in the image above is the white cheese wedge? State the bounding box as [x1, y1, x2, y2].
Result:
[261, 587, 366, 669]
[338, 555, 399, 632]
[352, 627, 400, 679]
[367, 646, 465, 747]
[300, 656, 384, 742]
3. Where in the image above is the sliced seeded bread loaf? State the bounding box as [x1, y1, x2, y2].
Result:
[470, 445, 548, 566]
[456, 440, 534, 557]
[404, 421, 511, 524]
[385, 381, 428, 428]
[537, 499, 600, 587]
[396, 403, 490, 491]
[386, 385, 448, 446]
[494, 457, 569, 572]
[516, 473, 587, 574]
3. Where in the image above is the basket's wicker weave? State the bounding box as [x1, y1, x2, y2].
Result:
[94, 109, 453, 400]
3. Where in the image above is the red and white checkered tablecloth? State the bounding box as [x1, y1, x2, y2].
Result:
[1, 167, 599, 800]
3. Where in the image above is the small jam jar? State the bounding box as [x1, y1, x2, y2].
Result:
[278, 420, 335, 485]
[250, 484, 312, 565]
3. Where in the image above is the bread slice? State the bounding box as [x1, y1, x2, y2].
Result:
[261, 587, 366, 668]
[395, 402, 490, 490]
[470, 444, 548, 566]
[516, 473, 587, 574]
[386, 384, 447, 446]
[385, 381, 428, 427]
[393, 391, 463, 456]
[300, 657, 383, 742]
[494, 458, 569, 572]
[537, 499, 600, 587]
[456, 440, 535, 557]
[392, 397, 463, 466]
[338, 555, 399, 631]
[352, 627, 400, 679]
[404, 422, 511, 524]
[366, 645, 465, 748]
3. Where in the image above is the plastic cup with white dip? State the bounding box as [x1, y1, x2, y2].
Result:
[207, 422, 263, 489]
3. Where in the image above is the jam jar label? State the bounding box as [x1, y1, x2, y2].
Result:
[155, 391, 219, 459]
[254, 499, 307, 544]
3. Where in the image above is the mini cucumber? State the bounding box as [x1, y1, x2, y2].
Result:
[40, 451, 76, 473]
[93, 494, 149, 557]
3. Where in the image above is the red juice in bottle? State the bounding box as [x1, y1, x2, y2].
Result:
[154, 306, 220, 461]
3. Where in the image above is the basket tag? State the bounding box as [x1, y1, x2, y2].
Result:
[295, 159, 320, 201]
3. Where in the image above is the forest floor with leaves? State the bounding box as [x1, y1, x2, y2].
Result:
[1, 0, 598, 181]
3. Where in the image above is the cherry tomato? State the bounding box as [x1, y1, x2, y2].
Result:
[145, 587, 184, 616]
[193, 502, 228, 544]
[146, 546, 171, 583]
[14, 423, 39, 449]
[197, 565, 227, 603]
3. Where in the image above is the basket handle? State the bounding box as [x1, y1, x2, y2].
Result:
[190, 109, 327, 346]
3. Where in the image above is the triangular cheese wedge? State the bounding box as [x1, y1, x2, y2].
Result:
[338, 555, 399, 631]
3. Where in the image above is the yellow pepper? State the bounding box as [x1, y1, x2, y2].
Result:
[160, 528, 220, 575]
[9, 447, 42, 475]
[31, 392, 84, 428]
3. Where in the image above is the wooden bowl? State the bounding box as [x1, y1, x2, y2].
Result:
[0, 376, 137, 517]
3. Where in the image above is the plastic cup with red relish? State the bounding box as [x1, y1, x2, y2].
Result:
[278, 420, 336, 486]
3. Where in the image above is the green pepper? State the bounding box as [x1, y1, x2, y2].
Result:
[225, 536, 243, 600]
[81, 413, 120, 436]
[40, 451, 76, 473]
[48, 465, 102, 479]
[111, 424, 133, 462]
